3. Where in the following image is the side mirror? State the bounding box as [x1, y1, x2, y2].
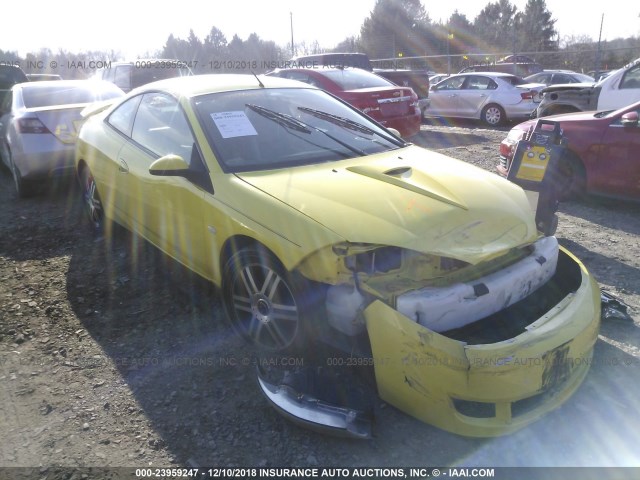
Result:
[149, 154, 189, 176]
[387, 127, 402, 138]
[620, 111, 639, 127]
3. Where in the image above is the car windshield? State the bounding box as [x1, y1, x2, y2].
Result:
[22, 82, 124, 108]
[320, 69, 392, 90]
[193, 87, 404, 173]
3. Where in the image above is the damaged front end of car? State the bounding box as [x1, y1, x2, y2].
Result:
[257, 232, 601, 438]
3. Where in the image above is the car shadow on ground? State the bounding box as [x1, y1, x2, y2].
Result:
[412, 128, 495, 150]
[63, 224, 495, 466]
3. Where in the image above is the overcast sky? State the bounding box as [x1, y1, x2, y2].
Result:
[1, 0, 637, 58]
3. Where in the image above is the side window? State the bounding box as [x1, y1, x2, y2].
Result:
[538, 74, 551, 84]
[465, 75, 492, 90]
[620, 64, 640, 89]
[131, 93, 195, 163]
[107, 95, 142, 136]
[554, 74, 573, 84]
[438, 76, 465, 90]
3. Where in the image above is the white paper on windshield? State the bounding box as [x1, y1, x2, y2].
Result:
[211, 111, 258, 138]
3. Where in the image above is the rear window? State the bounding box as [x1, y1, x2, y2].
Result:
[21, 82, 124, 108]
[321, 69, 392, 90]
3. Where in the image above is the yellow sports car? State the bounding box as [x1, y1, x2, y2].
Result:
[75, 74, 600, 439]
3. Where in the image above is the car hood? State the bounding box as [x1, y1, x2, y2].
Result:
[236, 146, 538, 265]
[511, 110, 603, 133]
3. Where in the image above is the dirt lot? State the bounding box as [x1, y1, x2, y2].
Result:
[1, 121, 639, 475]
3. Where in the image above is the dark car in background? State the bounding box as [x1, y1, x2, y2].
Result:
[92, 59, 193, 93]
[0, 64, 28, 105]
[372, 69, 430, 114]
[498, 101, 640, 200]
[267, 67, 421, 137]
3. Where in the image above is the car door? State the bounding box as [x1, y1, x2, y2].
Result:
[427, 75, 466, 117]
[599, 62, 640, 111]
[593, 106, 640, 198]
[456, 75, 494, 117]
[101, 95, 143, 229]
[127, 92, 209, 275]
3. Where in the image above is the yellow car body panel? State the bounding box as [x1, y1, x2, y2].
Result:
[238, 145, 538, 266]
[365, 247, 601, 437]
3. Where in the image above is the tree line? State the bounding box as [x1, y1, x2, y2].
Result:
[1, 0, 638, 78]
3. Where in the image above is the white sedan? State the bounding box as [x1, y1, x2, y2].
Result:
[425, 72, 544, 126]
[0, 80, 124, 197]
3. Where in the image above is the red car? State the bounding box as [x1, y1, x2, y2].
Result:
[267, 67, 421, 138]
[498, 101, 640, 200]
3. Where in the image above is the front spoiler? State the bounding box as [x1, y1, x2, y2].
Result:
[257, 366, 374, 439]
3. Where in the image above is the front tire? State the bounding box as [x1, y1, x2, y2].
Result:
[481, 104, 506, 126]
[222, 247, 309, 352]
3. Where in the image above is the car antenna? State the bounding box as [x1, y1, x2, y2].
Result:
[251, 71, 265, 88]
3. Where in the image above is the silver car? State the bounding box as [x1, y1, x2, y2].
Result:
[425, 72, 544, 126]
[0, 80, 124, 197]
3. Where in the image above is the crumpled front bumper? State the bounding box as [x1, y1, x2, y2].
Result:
[365, 246, 600, 437]
[257, 246, 600, 438]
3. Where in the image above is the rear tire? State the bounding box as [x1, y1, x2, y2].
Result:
[80, 167, 104, 233]
[481, 104, 506, 126]
[10, 155, 36, 199]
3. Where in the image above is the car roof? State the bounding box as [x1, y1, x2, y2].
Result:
[449, 72, 516, 78]
[130, 73, 312, 98]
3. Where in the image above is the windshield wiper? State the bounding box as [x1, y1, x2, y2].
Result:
[246, 104, 311, 133]
[246, 103, 367, 156]
[298, 106, 406, 146]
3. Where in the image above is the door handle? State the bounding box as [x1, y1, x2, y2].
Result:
[118, 159, 129, 173]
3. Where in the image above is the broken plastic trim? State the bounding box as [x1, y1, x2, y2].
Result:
[256, 366, 373, 439]
[601, 289, 633, 322]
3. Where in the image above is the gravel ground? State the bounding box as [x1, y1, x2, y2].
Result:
[1, 120, 639, 477]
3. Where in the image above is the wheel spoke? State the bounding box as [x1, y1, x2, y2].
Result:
[232, 294, 252, 314]
[247, 314, 263, 340]
[271, 303, 299, 322]
[240, 266, 260, 295]
[263, 270, 281, 299]
[265, 319, 290, 349]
